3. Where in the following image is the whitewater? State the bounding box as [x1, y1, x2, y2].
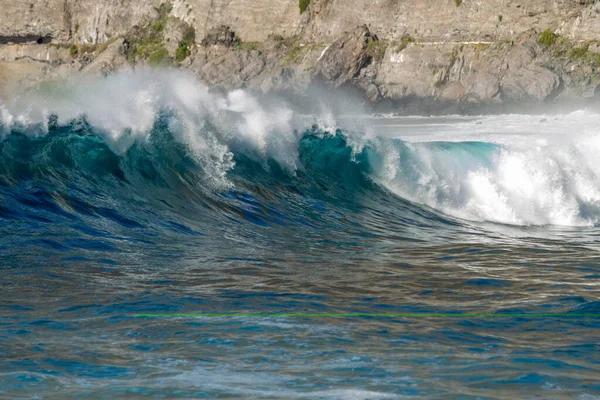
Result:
[1, 70, 599, 398]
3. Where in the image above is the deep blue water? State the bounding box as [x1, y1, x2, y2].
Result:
[1, 108, 600, 398]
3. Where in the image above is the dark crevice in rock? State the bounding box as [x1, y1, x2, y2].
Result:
[0, 35, 52, 45]
[63, 0, 73, 40]
[201, 25, 236, 47]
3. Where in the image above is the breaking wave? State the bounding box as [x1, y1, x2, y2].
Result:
[2, 70, 600, 229]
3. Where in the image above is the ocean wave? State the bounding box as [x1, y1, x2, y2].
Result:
[2, 71, 600, 228]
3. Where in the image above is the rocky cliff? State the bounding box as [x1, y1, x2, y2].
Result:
[1, 0, 600, 111]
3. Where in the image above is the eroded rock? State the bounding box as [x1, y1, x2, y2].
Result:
[314, 25, 377, 87]
[201, 26, 236, 48]
[502, 65, 563, 102]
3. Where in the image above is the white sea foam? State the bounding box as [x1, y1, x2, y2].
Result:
[371, 110, 600, 226]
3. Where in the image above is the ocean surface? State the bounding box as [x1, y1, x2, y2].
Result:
[1, 71, 599, 399]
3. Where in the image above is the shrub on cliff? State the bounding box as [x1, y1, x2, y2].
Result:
[299, 0, 310, 14]
[569, 45, 589, 59]
[539, 28, 557, 47]
[125, 0, 190, 66]
[147, 48, 170, 66]
[366, 39, 388, 61]
[175, 45, 191, 62]
[554, 39, 600, 68]
[175, 24, 196, 62]
[395, 34, 415, 52]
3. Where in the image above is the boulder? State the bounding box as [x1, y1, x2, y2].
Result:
[465, 73, 500, 101]
[506, 44, 535, 72]
[501, 65, 563, 102]
[314, 25, 377, 87]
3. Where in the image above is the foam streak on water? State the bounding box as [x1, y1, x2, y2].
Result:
[0, 71, 599, 398]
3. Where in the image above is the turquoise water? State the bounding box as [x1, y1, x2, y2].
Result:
[1, 72, 600, 398]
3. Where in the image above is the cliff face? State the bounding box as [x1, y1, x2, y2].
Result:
[0, 0, 299, 43]
[0, 1, 153, 43]
[305, 0, 600, 42]
[3, 0, 600, 43]
[1, 0, 600, 110]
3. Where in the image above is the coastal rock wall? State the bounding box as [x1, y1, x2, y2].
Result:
[170, 0, 301, 42]
[0, 0, 67, 42]
[0, 0, 300, 44]
[0, 0, 158, 43]
[1, 0, 600, 110]
[305, 0, 600, 42]
[69, 1, 159, 44]
[2, 0, 600, 45]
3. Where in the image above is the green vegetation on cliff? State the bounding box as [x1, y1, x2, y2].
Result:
[535, 31, 600, 86]
[538, 28, 557, 46]
[395, 34, 415, 52]
[366, 39, 388, 61]
[66, 38, 118, 59]
[125, 2, 172, 63]
[147, 48, 170, 65]
[299, 0, 310, 14]
[554, 39, 600, 67]
[175, 24, 196, 62]
[123, 1, 196, 66]
[535, 28, 600, 69]
[174, 45, 190, 62]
